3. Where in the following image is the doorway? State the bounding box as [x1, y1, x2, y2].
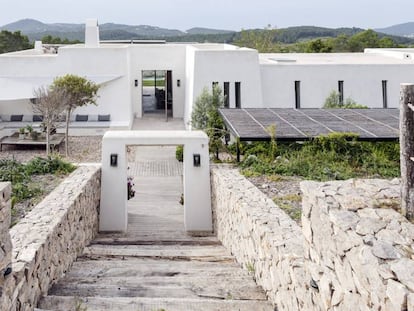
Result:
[142, 70, 173, 119]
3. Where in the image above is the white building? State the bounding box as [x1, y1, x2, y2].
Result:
[0, 19, 413, 133]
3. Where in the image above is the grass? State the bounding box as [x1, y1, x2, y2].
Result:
[237, 133, 400, 181]
[142, 79, 166, 87]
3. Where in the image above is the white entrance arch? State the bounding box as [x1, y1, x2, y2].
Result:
[100, 130, 212, 234]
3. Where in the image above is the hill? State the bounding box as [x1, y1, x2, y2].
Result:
[375, 22, 414, 37]
[0, 19, 235, 41]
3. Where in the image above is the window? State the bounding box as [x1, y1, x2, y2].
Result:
[223, 82, 230, 108]
[235, 82, 241, 108]
[338, 81, 344, 106]
[295, 81, 301, 109]
[212, 81, 219, 89]
[382, 80, 388, 108]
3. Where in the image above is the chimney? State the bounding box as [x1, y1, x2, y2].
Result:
[85, 18, 100, 48]
[34, 41, 43, 52]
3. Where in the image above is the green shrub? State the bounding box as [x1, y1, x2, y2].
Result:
[25, 155, 76, 175]
[238, 133, 399, 181]
[0, 156, 76, 206]
[175, 145, 184, 162]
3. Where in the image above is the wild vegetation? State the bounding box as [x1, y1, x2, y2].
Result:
[0, 156, 76, 225]
[237, 133, 399, 181]
[323, 90, 368, 109]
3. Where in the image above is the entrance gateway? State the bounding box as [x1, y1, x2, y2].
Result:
[100, 130, 212, 233]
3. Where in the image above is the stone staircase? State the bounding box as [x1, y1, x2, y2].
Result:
[37, 146, 274, 311]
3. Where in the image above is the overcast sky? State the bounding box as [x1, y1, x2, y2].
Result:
[1, 0, 413, 30]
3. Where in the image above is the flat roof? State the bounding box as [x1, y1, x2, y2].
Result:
[219, 108, 399, 141]
[259, 53, 414, 65]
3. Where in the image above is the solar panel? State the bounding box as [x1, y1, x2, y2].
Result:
[219, 108, 400, 141]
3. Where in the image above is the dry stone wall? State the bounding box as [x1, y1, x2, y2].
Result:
[212, 167, 414, 311]
[0, 182, 12, 307]
[0, 165, 101, 311]
[301, 178, 414, 311]
[211, 166, 315, 310]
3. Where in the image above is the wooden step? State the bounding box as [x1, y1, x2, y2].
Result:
[82, 244, 234, 262]
[38, 296, 275, 311]
[48, 257, 266, 300]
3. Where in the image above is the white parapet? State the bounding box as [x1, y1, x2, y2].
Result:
[100, 130, 212, 233]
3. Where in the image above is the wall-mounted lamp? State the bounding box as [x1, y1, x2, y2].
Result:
[193, 154, 201, 167]
[177, 79, 181, 87]
[110, 154, 118, 167]
[134, 79, 138, 87]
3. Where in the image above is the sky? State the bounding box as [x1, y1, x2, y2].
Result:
[1, 0, 414, 31]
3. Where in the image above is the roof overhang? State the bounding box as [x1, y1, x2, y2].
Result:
[0, 75, 122, 101]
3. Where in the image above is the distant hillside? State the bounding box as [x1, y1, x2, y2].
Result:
[0, 19, 235, 42]
[273, 26, 364, 43]
[1, 19, 413, 45]
[186, 27, 235, 35]
[375, 22, 414, 37]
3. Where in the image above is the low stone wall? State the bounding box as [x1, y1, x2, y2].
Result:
[212, 167, 414, 310]
[211, 167, 314, 310]
[301, 178, 414, 310]
[0, 165, 101, 311]
[0, 182, 12, 305]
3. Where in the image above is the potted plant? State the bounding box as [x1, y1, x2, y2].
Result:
[30, 130, 39, 141]
[25, 124, 33, 138]
[18, 127, 25, 139]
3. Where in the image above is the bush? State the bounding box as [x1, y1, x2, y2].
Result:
[238, 133, 399, 181]
[176, 145, 184, 162]
[24, 155, 76, 175]
[323, 90, 368, 109]
[0, 156, 76, 205]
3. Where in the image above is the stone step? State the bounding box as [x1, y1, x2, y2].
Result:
[38, 296, 275, 311]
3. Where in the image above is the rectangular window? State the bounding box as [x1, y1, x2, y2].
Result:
[224, 82, 230, 108]
[382, 80, 388, 108]
[338, 81, 344, 106]
[212, 81, 219, 89]
[235, 82, 241, 108]
[295, 81, 301, 109]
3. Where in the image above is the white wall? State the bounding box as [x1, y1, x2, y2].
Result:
[261, 63, 414, 108]
[184, 46, 197, 128]
[192, 48, 263, 109]
[0, 45, 132, 128]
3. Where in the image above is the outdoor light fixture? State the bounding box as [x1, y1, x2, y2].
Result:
[134, 79, 138, 87]
[193, 154, 201, 167]
[110, 154, 118, 167]
[177, 79, 181, 87]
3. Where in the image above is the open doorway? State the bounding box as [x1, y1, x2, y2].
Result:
[142, 70, 173, 119]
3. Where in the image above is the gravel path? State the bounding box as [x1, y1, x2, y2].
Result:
[0, 136, 102, 163]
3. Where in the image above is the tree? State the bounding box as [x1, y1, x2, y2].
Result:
[32, 87, 68, 155]
[233, 29, 280, 52]
[0, 30, 32, 54]
[41, 35, 81, 44]
[191, 85, 226, 160]
[323, 90, 368, 109]
[52, 75, 99, 156]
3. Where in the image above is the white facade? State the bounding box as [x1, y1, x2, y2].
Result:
[1, 20, 414, 130]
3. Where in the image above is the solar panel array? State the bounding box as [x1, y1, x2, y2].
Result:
[219, 108, 400, 141]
